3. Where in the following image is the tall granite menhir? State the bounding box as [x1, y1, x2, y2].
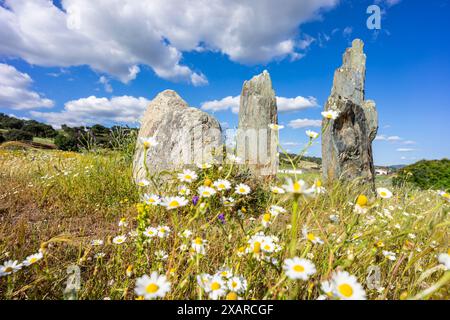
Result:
[236, 71, 278, 177]
[322, 39, 378, 190]
[133, 90, 222, 184]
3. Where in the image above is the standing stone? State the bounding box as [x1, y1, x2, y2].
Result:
[236, 70, 278, 176]
[322, 39, 378, 189]
[133, 90, 222, 184]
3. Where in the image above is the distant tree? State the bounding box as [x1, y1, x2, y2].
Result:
[54, 134, 79, 151]
[22, 120, 57, 138]
[0, 134, 5, 144]
[4, 129, 33, 142]
[0, 113, 25, 129]
[90, 124, 110, 136]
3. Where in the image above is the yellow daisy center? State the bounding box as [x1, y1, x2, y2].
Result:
[326, 113, 332, 119]
[356, 195, 368, 206]
[293, 264, 305, 272]
[211, 282, 221, 291]
[380, 191, 387, 197]
[143, 142, 150, 148]
[184, 175, 192, 180]
[442, 193, 450, 199]
[264, 244, 271, 251]
[4, 267, 13, 272]
[307, 233, 316, 241]
[253, 242, 261, 253]
[293, 182, 301, 192]
[315, 180, 322, 187]
[231, 281, 238, 288]
[29, 257, 38, 264]
[146, 283, 159, 294]
[239, 188, 245, 193]
[169, 200, 179, 207]
[263, 213, 271, 222]
[218, 184, 225, 189]
[226, 292, 238, 300]
[194, 237, 203, 245]
[338, 283, 353, 297]
[447, 248, 450, 255]
[149, 198, 155, 203]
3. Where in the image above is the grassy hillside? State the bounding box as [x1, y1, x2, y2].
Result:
[0, 147, 448, 300]
[393, 159, 450, 191]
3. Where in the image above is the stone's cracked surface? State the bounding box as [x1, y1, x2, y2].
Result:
[236, 70, 278, 176]
[322, 39, 378, 190]
[133, 90, 222, 183]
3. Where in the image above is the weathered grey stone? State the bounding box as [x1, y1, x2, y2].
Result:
[133, 90, 222, 183]
[236, 70, 278, 176]
[322, 39, 378, 189]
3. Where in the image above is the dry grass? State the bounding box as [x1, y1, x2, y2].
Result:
[0, 147, 448, 300]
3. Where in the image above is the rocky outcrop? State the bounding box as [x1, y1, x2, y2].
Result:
[322, 39, 378, 189]
[236, 70, 278, 176]
[133, 90, 222, 183]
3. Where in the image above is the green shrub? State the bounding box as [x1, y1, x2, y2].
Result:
[54, 133, 79, 151]
[4, 129, 33, 142]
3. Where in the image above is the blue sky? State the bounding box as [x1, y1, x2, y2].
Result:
[0, 0, 449, 166]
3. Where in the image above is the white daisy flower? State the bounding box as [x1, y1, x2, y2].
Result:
[197, 163, 212, 170]
[137, 179, 150, 187]
[179, 229, 193, 238]
[377, 187, 393, 199]
[216, 268, 233, 279]
[191, 237, 207, 255]
[261, 212, 273, 228]
[205, 275, 226, 300]
[135, 272, 171, 300]
[143, 226, 158, 238]
[382, 250, 397, 261]
[112, 235, 127, 245]
[162, 196, 189, 210]
[222, 197, 235, 207]
[305, 130, 319, 139]
[235, 183, 251, 195]
[177, 169, 198, 183]
[321, 110, 340, 120]
[331, 270, 366, 300]
[227, 276, 247, 294]
[95, 252, 106, 259]
[311, 179, 326, 194]
[91, 239, 104, 246]
[269, 205, 287, 215]
[156, 226, 171, 238]
[282, 178, 313, 195]
[321, 280, 334, 297]
[437, 190, 450, 202]
[144, 193, 161, 205]
[227, 154, 242, 163]
[302, 226, 324, 245]
[155, 250, 168, 261]
[213, 179, 231, 191]
[283, 257, 316, 280]
[139, 136, 158, 149]
[268, 124, 284, 130]
[0, 260, 22, 276]
[270, 186, 285, 194]
[118, 217, 128, 227]
[23, 252, 44, 266]
[198, 186, 217, 198]
[178, 185, 191, 196]
[197, 273, 212, 291]
[438, 250, 450, 270]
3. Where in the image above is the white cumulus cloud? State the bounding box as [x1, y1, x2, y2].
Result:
[30, 95, 150, 128]
[288, 118, 322, 128]
[0, 63, 54, 110]
[201, 95, 318, 113]
[0, 0, 338, 84]
[396, 148, 415, 152]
